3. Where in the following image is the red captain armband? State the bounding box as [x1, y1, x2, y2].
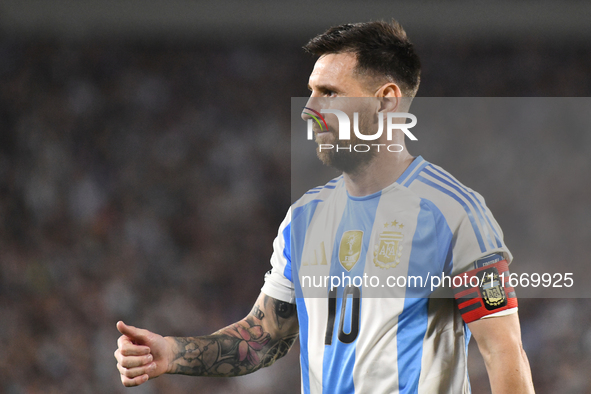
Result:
[453, 260, 518, 324]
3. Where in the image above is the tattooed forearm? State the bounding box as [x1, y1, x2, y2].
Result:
[168, 337, 220, 376]
[168, 306, 298, 377]
[169, 321, 271, 376]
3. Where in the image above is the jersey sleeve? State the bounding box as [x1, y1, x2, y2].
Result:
[446, 191, 513, 276]
[261, 207, 296, 304]
[445, 193, 518, 320]
[415, 178, 517, 320]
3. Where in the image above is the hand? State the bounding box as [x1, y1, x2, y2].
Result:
[114, 321, 174, 387]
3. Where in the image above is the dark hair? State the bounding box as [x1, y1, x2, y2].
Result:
[303, 20, 421, 96]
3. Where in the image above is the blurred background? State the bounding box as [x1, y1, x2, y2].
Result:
[1, 1, 590, 393]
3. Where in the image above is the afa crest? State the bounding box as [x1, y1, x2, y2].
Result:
[373, 221, 404, 269]
[479, 267, 507, 310]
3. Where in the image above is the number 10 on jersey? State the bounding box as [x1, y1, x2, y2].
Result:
[325, 285, 361, 345]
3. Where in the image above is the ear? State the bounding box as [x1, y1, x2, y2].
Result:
[376, 83, 402, 112]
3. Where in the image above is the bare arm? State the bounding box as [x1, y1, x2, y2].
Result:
[114, 292, 298, 387]
[167, 292, 298, 376]
[468, 312, 534, 394]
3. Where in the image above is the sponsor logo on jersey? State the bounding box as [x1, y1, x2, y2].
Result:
[373, 221, 404, 269]
[479, 267, 507, 310]
[338, 230, 363, 271]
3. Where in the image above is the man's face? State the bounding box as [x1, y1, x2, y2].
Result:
[303, 53, 379, 174]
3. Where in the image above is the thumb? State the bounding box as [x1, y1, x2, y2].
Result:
[117, 321, 151, 344]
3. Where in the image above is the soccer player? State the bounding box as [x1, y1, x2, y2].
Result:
[115, 21, 535, 393]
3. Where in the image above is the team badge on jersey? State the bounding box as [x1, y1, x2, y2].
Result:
[479, 267, 507, 310]
[373, 221, 404, 269]
[338, 230, 363, 271]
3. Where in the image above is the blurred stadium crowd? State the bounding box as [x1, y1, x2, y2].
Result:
[1, 36, 590, 393]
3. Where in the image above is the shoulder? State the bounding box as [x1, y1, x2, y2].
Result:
[398, 157, 489, 224]
[291, 175, 345, 213]
[400, 157, 509, 267]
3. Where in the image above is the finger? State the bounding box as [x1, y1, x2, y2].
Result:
[120, 372, 149, 387]
[121, 344, 151, 357]
[118, 361, 157, 379]
[117, 321, 151, 344]
[117, 335, 150, 356]
[120, 354, 153, 369]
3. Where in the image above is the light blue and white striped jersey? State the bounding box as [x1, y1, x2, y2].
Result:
[262, 156, 512, 394]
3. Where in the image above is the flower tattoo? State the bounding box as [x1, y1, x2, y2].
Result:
[229, 324, 271, 365]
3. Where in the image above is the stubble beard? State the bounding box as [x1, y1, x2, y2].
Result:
[315, 112, 377, 175]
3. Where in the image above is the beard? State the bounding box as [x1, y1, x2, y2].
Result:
[315, 110, 378, 175]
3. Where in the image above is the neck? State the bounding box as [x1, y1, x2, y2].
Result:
[343, 150, 415, 197]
